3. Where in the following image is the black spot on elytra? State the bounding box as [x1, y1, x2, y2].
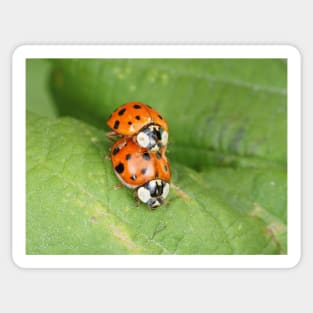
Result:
[135, 115, 141, 120]
[158, 114, 163, 120]
[163, 165, 168, 172]
[112, 147, 120, 155]
[126, 154, 131, 160]
[133, 104, 141, 109]
[141, 168, 147, 175]
[156, 152, 161, 160]
[115, 163, 124, 174]
[130, 174, 137, 181]
[128, 121, 132, 125]
[142, 152, 150, 160]
[114, 120, 120, 129]
[118, 108, 126, 116]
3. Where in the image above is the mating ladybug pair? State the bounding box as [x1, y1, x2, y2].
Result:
[106, 102, 170, 209]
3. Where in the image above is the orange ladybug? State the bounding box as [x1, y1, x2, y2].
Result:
[110, 137, 170, 208]
[107, 102, 168, 153]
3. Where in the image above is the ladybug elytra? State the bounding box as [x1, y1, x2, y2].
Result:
[110, 137, 170, 208]
[107, 102, 168, 153]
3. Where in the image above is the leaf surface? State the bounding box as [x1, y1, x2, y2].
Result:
[26, 59, 58, 118]
[26, 112, 286, 254]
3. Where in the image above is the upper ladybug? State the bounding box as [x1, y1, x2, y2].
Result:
[107, 102, 168, 152]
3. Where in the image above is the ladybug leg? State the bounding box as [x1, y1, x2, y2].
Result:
[112, 183, 122, 190]
[119, 138, 128, 148]
[136, 198, 141, 208]
[106, 131, 119, 141]
[163, 199, 170, 206]
[104, 155, 111, 160]
[113, 138, 128, 150]
[133, 191, 141, 208]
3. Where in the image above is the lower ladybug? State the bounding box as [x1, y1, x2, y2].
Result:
[110, 137, 170, 208]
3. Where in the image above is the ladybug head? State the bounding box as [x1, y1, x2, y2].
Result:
[136, 179, 170, 209]
[136, 124, 168, 152]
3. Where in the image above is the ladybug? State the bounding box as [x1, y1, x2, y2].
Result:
[107, 102, 168, 153]
[110, 137, 170, 208]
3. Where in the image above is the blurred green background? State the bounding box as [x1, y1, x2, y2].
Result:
[26, 58, 287, 255]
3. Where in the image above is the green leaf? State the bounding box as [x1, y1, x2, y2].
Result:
[26, 59, 58, 118]
[50, 59, 287, 169]
[26, 112, 286, 254]
[197, 168, 287, 253]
